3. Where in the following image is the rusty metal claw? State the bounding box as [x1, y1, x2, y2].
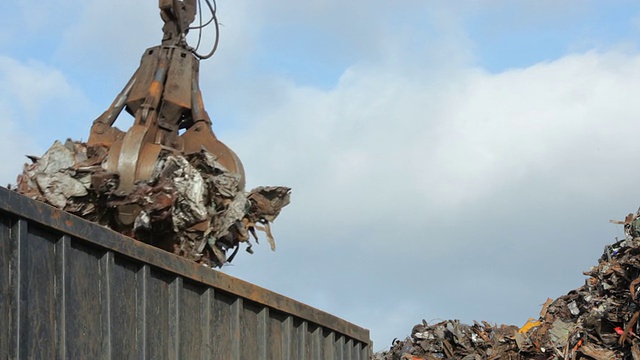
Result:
[87, 0, 244, 226]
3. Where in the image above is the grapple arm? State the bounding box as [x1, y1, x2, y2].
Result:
[87, 0, 245, 226]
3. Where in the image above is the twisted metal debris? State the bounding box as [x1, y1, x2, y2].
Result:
[16, 139, 290, 268]
[376, 210, 640, 360]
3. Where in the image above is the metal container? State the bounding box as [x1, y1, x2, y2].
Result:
[0, 187, 371, 359]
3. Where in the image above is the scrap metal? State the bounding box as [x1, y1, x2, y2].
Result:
[16, 140, 290, 268]
[375, 209, 640, 360]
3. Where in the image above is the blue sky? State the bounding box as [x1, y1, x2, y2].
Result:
[246, 2, 640, 86]
[468, 2, 640, 71]
[4, 0, 640, 351]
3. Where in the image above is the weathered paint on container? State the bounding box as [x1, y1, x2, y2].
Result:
[0, 187, 371, 359]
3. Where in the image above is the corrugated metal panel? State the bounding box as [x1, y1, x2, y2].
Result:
[0, 187, 372, 358]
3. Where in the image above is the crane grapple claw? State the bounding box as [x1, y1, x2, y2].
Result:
[86, 0, 244, 227]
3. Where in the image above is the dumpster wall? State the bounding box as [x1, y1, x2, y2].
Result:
[0, 187, 371, 359]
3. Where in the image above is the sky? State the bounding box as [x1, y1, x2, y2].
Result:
[3, 0, 640, 351]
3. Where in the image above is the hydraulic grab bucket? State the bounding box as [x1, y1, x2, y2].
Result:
[87, 0, 245, 227]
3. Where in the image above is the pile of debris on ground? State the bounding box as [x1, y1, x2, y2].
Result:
[375, 211, 640, 360]
[14, 139, 290, 268]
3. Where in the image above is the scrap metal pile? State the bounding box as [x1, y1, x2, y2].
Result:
[376, 211, 640, 360]
[15, 139, 290, 268]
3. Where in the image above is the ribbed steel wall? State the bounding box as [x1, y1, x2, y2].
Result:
[0, 187, 371, 359]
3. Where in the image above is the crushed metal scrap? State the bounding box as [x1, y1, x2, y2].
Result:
[15, 139, 290, 268]
[375, 210, 640, 360]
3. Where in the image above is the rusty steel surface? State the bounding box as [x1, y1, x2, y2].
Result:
[0, 187, 371, 358]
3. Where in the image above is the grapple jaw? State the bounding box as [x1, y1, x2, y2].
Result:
[87, 1, 244, 227]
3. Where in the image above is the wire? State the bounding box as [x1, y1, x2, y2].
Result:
[189, 0, 216, 30]
[190, 0, 219, 60]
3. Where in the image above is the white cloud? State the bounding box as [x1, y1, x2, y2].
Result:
[0, 57, 72, 122]
[236, 50, 640, 215]
[0, 56, 92, 143]
[55, 1, 160, 73]
[226, 49, 640, 348]
[0, 101, 37, 186]
[0, 55, 95, 185]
